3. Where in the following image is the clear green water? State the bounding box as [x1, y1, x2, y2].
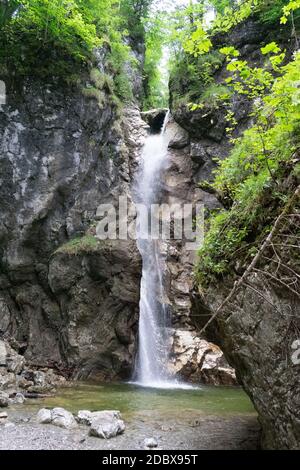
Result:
[25, 382, 256, 420]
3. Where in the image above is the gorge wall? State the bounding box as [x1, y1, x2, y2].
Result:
[0, 61, 148, 380]
[168, 16, 300, 449]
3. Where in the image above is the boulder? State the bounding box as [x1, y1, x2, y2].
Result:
[0, 391, 9, 407]
[167, 118, 190, 149]
[6, 351, 25, 375]
[0, 369, 16, 390]
[144, 438, 158, 449]
[37, 408, 52, 424]
[37, 407, 77, 429]
[13, 393, 26, 404]
[89, 410, 125, 439]
[33, 371, 46, 387]
[51, 408, 78, 429]
[77, 410, 93, 426]
[169, 329, 237, 386]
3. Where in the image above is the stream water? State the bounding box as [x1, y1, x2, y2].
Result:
[5, 383, 258, 450]
[25, 382, 255, 420]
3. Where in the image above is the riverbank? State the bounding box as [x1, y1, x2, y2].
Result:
[0, 382, 260, 450]
[0, 408, 259, 450]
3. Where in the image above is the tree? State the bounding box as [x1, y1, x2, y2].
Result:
[0, 0, 21, 27]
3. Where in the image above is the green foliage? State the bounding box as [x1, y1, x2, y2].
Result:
[280, 0, 300, 23]
[90, 68, 114, 93]
[55, 235, 100, 255]
[0, 0, 152, 102]
[0, 0, 101, 76]
[220, 42, 285, 100]
[190, 83, 231, 111]
[212, 0, 260, 33]
[120, 0, 153, 40]
[170, 50, 223, 111]
[258, 0, 287, 23]
[143, 12, 168, 109]
[209, 0, 235, 15]
[82, 87, 106, 109]
[0, 0, 20, 28]
[183, 24, 212, 57]
[196, 52, 300, 286]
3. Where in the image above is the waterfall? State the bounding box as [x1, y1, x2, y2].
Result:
[133, 111, 174, 388]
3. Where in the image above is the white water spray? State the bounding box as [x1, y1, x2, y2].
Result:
[132, 112, 175, 388]
[132, 112, 197, 390]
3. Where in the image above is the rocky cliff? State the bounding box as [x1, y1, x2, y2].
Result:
[168, 16, 300, 449]
[0, 62, 147, 379]
[0, 57, 231, 385]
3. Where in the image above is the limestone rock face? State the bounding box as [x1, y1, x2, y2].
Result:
[167, 16, 299, 449]
[161, 117, 222, 329]
[47, 240, 142, 380]
[202, 259, 300, 449]
[0, 59, 146, 380]
[169, 330, 236, 386]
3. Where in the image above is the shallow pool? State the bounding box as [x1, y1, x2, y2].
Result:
[25, 382, 256, 420]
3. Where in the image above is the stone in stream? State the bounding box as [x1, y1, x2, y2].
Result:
[144, 438, 158, 449]
[13, 393, 26, 404]
[37, 408, 52, 424]
[89, 410, 125, 439]
[0, 411, 8, 421]
[6, 351, 25, 375]
[0, 370, 16, 390]
[0, 391, 9, 407]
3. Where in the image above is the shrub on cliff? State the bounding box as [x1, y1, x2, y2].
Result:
[196, 51, 300, 286]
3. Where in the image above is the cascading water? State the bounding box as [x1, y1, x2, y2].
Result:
[133, 112, 175, 388]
